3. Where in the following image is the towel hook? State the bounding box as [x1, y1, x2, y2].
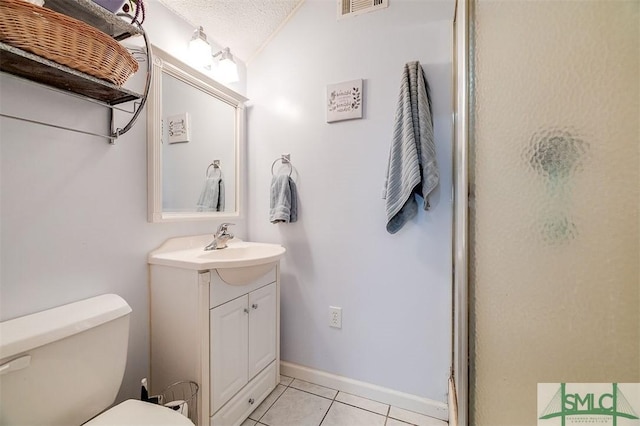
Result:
[271, 154, 293, 177]
[206, 160, 222, 179]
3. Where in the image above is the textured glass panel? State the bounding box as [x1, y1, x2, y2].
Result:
[469, 1, 640, 425]
[524, 127, 589, 244]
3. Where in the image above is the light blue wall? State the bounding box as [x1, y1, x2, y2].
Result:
[246, 0, 454, 402]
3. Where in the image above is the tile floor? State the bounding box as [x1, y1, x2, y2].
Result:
[242, 376, 448, 426]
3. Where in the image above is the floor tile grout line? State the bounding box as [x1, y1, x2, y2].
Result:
[251, 380, 290, 424]
[255, 392, 282, 424]
[283, 380, 407, 425]
[330, 399, 390, 419]
[386, 415, 423, 426]
[287, 385, 338, 401]
[274, 377, 440, 426]
[384, 404, 391, 426]
[322, 392, 391, 426]
[288, 379, 339, 398]
[256, 378, 337, 425]
[317, 383, 341, 426]
[335, 389, 394, 417]
[317, 399, 335, 426]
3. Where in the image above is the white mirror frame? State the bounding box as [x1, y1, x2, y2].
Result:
[147, 45, 247, 222]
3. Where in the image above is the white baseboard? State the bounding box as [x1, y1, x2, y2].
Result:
[280, 361, 449, 422]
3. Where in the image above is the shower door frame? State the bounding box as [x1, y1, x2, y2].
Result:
[452, 0, 470, 424]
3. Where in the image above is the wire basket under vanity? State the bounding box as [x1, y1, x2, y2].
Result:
[158, 381, 199, 424]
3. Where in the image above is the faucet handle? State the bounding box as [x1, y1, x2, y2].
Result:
[217, 222, 235, 234]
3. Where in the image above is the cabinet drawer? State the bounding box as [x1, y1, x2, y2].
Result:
[210, 360, 277, 426]
[210, 263, 277, 308]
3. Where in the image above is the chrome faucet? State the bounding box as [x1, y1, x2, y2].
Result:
[204, 223, 235, 251]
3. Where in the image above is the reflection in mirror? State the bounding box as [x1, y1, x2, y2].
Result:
[161, 74, 236, 212]
[147, 45, 247, 222]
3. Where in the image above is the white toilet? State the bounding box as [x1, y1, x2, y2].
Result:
[0, 294, 194, 426]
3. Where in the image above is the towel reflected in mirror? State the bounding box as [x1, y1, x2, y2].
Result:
[197, 174, 225, 212]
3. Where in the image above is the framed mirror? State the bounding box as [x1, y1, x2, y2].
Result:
[147, 45, 247, 222]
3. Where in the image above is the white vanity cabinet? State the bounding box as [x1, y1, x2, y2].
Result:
[210, 282, 277, 413]
[149, 261, 280, 426]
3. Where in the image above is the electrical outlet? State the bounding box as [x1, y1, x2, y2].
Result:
[329, 306, 342, 329]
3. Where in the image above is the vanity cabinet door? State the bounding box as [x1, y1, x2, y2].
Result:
[210, 295, 249, 414]
[248, 283, 277, 378]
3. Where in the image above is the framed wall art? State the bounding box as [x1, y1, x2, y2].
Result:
[167, 112, 191, 144]
[326, 79, 363, 123]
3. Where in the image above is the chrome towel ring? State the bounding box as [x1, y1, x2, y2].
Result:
[271, 154, 293, 177]
[206, 160, 222, 179]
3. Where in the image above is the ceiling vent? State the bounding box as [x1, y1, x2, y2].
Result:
[338, 0, 388, 19]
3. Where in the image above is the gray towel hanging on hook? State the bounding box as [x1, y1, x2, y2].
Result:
[270, 155, 297, 223]
[382, 61, 439, 234]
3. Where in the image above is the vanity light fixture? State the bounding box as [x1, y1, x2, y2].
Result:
[213, 47, 239, 83]
[189, 26, 212, 69]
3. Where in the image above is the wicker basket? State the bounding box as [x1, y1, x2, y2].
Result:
[0, 0, 138, 86]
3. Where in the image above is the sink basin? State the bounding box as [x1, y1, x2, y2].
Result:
[148, 236, 286, 271]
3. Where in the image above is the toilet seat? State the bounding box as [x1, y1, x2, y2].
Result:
[84, 399, 195, 426]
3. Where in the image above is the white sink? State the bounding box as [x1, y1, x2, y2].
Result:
[149, 236, 286, 272]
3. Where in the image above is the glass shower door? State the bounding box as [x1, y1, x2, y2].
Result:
[469, 1, 640, 424]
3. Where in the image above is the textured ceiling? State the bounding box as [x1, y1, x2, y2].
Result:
[157, 0, 304, 63]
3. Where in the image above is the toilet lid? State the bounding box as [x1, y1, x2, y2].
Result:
[84, 399, 195, 426]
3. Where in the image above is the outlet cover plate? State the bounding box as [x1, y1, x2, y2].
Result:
[329, 306, 342, 329]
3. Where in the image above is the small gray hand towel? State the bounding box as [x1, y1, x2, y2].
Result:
[382, 61, 439, 234]
[270, 174, 298, 223]
[217, 178, 225, 212]
[197, 176, 225, 212]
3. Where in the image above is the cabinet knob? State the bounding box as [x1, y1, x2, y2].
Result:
[251, 303, 258, 309]
[248, 398, 255, 405]
[243, 308, 249, 314]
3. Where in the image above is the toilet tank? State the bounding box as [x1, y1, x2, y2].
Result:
[0, 294, 132, 426]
